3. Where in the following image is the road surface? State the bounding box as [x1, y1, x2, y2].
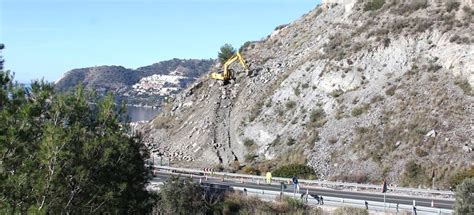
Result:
[152, 172, 454, 209]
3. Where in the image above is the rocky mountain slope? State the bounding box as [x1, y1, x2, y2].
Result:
[141, 0, 473, 188]
[55, 59, 214, 107]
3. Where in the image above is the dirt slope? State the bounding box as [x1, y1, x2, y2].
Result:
[141, 0, 473, 188]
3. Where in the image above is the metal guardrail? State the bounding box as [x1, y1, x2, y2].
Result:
[153, 165, 454, 197]
[232, 187, 453, 215]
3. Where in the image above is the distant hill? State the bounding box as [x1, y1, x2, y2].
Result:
[55, 59, 215, 107]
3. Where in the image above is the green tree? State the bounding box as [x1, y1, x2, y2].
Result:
[154, 176, 206, 214]
[273, 164, 316, 179]
[218, 43, 236, 64]
[454, 178, 474, 215]
[0, 45, 153, 213]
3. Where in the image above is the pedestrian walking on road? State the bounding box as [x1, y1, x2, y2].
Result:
[320, 196, 324, 205]
[365, 201, 368, 210]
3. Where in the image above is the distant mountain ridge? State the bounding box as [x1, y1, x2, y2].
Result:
[55, 58, 215, 107]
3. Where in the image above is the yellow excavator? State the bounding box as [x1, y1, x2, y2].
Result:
[211, 52, 249, 82]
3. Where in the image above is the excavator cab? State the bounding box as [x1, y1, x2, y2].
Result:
[211, 52, 249, 82]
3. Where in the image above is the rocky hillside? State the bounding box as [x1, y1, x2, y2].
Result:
[141, 0, 473, 188]
[55, 59, 214, 107]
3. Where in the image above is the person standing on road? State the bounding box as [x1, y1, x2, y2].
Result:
[292, 176, 300, 192]
[320, 196, 324, 205]
[266, 172, 272, 184]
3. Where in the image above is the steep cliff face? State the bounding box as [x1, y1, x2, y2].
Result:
[142, 1, 473, 188]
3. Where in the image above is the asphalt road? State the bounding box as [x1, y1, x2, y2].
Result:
[152, 172, 454, 209]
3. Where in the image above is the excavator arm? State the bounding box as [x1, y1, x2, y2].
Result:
[211, 52, 249, 81]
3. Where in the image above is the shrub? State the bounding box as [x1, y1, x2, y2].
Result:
[385, 85, 397, 96]
[293, 86, 301, 96]
[449, 167, 474, 188]
[285, 101, 296, 109]
[239, 41, 253, 52]
[351, 103, 370, 117]
[274, 24, 288, 31]
[156, 177, 207, 214]
[401, 160, 427, 186]
[330, 89, 344, 98]
[270, 135, 281, 146]
[272, 164, 315, 179]
[454, 178, 474, 215]
[335, 206, 369, 215]
[454, 78, 472, 95]
[286, 137, 296, 146]
[282, 197, 304, 211]
[309, 108, 326, 127]
[364, 0, 385, 11]
[243, 138, 256, 149]
[249, 101, 264, 122]
[415, 147, 429, 157]
[242, 166, 259, 175]
[244, 154, 258, 163]
[446, 1, 460, 13]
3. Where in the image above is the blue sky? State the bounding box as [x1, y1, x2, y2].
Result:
[1, 0, 320, 82]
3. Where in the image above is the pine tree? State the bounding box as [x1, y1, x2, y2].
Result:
[0, 45, 153, 213]
[218, 44, 236, 65]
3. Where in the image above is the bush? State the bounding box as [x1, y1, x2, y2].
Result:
[218, 43, 236, 64]
[293, 87, 301, 96]
[239, 41, 253, 52]
[335, 206, 369, 215]
[274, 24, 288, 31]
[330, 89, 344, 98]
[243, 138, 256, 149]
[385, 85, 397, 96]
[286, 100, 296, 109]
[401, 160, 427, 186]
[308, 108, 326, 128]
[364, 0, 385, 11]
[351, 103, 370, 117]
[272, 164, 315, 179]
[449, 167, 474, 188]
[282, 197, 304, 210]
[446, 1, 460, 13]
[244, 154, 258, 163]
[155, 177, 208, 214]
[286, 137, 296, 146]
[415, 147, 429, 157]
[454, 178, 474, 215]
[454, 78, 472, 95]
